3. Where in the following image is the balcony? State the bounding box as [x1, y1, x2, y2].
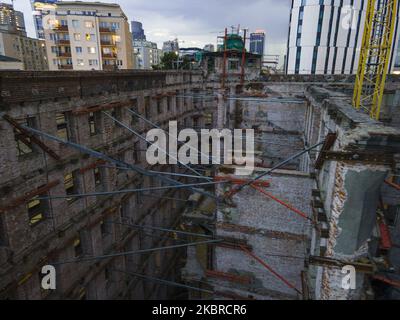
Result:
[56, 52, 72, 58]
[102, 53, 117, 59]
[55, 39, 71, 45]
[100, 40, 116, 46]
[54, 25, 69, 32]
[99, 27, 116, 34]
[58, 65, 73, 70]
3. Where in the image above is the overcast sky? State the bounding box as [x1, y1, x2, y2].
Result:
[12, 0, 291, 58]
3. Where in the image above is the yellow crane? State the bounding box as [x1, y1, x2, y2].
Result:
[353, 0, 398, 120]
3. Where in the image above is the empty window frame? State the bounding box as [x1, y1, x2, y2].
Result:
[133, 141, 140, 164]
[116, 151, 125, 175]
[120, 199, 130, 222]
[56, 112, 70, 140]
[88, 112, 100, 136]
[104, 267, 111, 285]
[100, 219, 112, 238]
[136, 182, 144, 206]
[64, 171, 79, 203]
[228, 60, 239, 70]
[27, 195, 48, 226]
[130, 99, 138, 126]
[14, 117, 36, 157]
[167, 96, 172, 111]
[73, 237, 83, 257]
[111, 107, 122, 124]
[175, 90, 181, 110]
[144, 96, 151, 118]
[157, 99, 162, 114]
[204, 113, 213, 127]
[0, 215, 7, 246]
[94, 167, 102, 188]
[78, 287, 87, 300]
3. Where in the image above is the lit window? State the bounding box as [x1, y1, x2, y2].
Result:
[77, 59, 84, 66]
[74, 33, 81, 41]
[27, 195, 46, 226]
[87, 47, 96, 54]
[73, 237, 83, 257]
[85, 21, 94, 28]
[78, 287, 86, 300]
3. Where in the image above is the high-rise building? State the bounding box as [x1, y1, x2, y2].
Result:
[43, 1, 134, 71]
[286, 0, 400, 75]
[203, 44, 215, 52]
[0, 2, 48, 70]
[131, 20, 146, 41]
[133, 40, 161, 69]
[162, 39, 179, 53]
[31, 0, 58, 40]
[249, 30, 265, 56]
[393, 35, 400, 74]
[0, 2, 26, 35]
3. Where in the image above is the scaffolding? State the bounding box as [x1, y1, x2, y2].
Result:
[353, 0, 398, 120]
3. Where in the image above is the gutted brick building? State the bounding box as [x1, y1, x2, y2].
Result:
[0, 70, 216, 299]
[1, 71, 400, 300]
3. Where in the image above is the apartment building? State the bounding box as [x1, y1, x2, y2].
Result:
[0, 2, 26, 36]
[0, 54, 23, 70]
[0, 2, 48, 71]
[133, 40, 162, 69]
[0, 31, 48, 71]
[44, 1, 134, 71]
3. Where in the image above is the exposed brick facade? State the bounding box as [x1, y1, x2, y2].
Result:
[0, 70, 217, 300]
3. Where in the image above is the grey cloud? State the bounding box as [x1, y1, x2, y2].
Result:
[15, 0, 291, 55]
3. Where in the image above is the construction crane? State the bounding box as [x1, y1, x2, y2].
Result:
[353, 0, 398, 120]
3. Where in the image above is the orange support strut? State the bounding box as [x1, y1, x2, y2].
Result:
[239, 245, 302, 295]
[251, 184, 313, 222]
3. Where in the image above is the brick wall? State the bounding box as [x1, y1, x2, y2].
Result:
[0, 70, 216, 300]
